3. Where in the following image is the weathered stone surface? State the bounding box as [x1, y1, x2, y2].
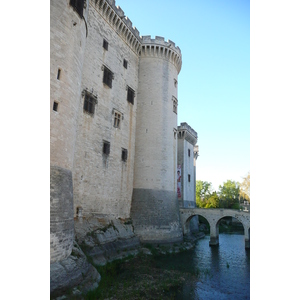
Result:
[131, 188, 183, 243]
[75, 216, 141, 265]
[50, 166, 74, 263]
[50, 241, 100, 297]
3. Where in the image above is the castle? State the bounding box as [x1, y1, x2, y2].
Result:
[50, 0, 198, 266]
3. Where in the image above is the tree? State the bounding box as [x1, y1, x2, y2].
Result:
[196, 181, 212, 208]
[204, 192, 219, 208]
[239, 172, 250, 203]
[218, 180, 240, 209]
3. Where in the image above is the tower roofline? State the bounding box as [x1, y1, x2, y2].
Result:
[140, 35, 182, 74]
[177, 122, 198, 145]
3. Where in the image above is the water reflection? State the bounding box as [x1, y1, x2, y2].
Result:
[176, 234, 250, 300]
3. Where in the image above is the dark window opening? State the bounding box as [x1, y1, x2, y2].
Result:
[123, 59, 128, 69]
[127, 86, 135, 104]
[83, 93, 96, 115]
[53, 101, 58, 111]
[188, 149, 191, 157]
[103, 39, 108, 50]
[70, 0, 84, 18]
[188, 174, 191, 182]
[103, 141, 110, 155]
[57, 68, 61, 80]
[103, 66, 113, 88]
[121, 148, 128, 162]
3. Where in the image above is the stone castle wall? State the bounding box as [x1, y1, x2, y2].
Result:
[72, 1, 140, 218]
[50, 0, 197, 264]
[50, 0, 89, 263]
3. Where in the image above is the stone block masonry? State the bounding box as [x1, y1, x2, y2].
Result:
[51, 0, 197, 273]
[50, 166, 74, 263]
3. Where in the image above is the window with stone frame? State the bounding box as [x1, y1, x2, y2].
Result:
[114, 111, 121, 128]
[172, 96, 178, 114]
[127, 86, 135, 104]
[121, 148, 128, 162]
[83, 91, 97, 115]
[70, 0, 84, 18]
[103, 66, 113, 88]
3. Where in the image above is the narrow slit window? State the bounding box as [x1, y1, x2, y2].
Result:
[53, 101, 58, 111]
[103, 39, 108, 50]
[188, 174, 191, 182]
[123, 59, 128, 69]
[121, 148, 128, 162]
[57, 68, 61, 80]
[188, 149, 191, 157]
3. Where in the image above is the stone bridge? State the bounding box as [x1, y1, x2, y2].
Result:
[180, 208, 250, 248]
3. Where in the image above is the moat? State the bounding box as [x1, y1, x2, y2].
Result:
[175, 234, 250, 299]
[70, 233, 250, 300]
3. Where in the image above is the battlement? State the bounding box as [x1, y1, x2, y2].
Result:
[91, 0, 142, 54]
[140, 35, 182, 74]
[177, 122, 198, 145]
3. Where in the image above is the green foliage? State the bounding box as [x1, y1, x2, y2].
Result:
[196, 178, 246, 209]
[196, 180, 214, 208]
[204, 192, 219, 208]
[218, 180, 240, 209]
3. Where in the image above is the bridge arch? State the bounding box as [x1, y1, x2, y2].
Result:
[180, 208, 250, 248]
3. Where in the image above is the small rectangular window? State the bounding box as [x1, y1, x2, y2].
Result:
[53, 101, 58, 111]
[83, 93, 96, 115]
[121, 148, 128, 162]
[103, 66, 113, 88]
[103, 39, 108, 50]
[114, 112, 121, 128]
[57, 68, 61, 80]
[123, 59, 128, 69]
[172, 96, 178, 114]
[127, 86, 135, 104]
[103, 141, 110, 155]
[188, 149, 191, 157]
[188, 174, 191, 182]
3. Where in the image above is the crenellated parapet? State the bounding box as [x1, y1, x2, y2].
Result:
[140, 36, 182, 74]
[177, 122, 198, 145]
[90, 1, 182, 72]
[91, 0, 142, 55]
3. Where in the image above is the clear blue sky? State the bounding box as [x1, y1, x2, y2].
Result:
[116, 0, 250, 190]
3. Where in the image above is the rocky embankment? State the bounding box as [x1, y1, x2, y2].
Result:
[50, 216, 205, 299]
[50, 216, 140, 298]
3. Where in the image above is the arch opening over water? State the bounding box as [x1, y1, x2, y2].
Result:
[180, 208, 250, 249]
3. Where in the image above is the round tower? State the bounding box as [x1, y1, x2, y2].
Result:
[131, 36, 183, 243]
[50, 0, 89, 263]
